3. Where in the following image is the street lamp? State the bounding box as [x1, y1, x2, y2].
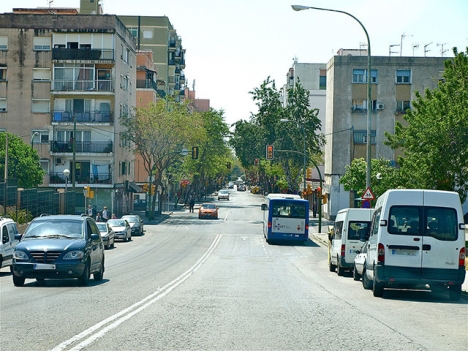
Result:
[63, 168, 70, 214]
[31, 132, 39, 150]
[292, 4, 372, 188]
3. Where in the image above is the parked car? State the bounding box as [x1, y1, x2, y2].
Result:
[121, 215, 144, 236]
[11, 214, 105, 286]
[218, 189, 230, 201]
[198, 203, 219, 219]
[96, 222, 115, 249]
[107, 219, 132, 242]
[237, 184, 246, 191]
[0, 217, 20, 271]
[353, 243, 372, 289]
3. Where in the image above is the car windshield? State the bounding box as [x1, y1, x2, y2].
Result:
[23, 219, 83, 239]
[96, 223, 107, 231]
[108, 219, 126, 226]
[202, 204, 216, 209]
[219, 190, 228, 194]
[122, 216, 138, 223]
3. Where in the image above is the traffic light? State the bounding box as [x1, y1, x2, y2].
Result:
[226, 162, 231, 169]
[322, 194, 328, 204]
[191, 146, 199, 159]
[306, 167, 313, 180]
[141, 184, 148, 193]
[266, 145, 274, 160]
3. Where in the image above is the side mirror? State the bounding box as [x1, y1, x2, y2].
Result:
[91, 233, 100, 241]
[14, 233, 23, 241]
[261, 204, 267, 211]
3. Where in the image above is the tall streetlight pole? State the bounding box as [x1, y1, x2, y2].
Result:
[63, 168, 70, 214]
[292, 5, 372, 189]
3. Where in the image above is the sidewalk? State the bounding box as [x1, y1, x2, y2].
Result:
[307, 213, 468, 298]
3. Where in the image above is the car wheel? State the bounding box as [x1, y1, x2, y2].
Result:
[13, 275, 25, 287]
[94, 258, 104, 281]
[448, 284, 461, 301]
[128, 234, 132, 241]
[78, 261, 90, 286]
[362, 269, 372, 290]
[336, 257, 344, 276]
[353, 266, 361, 281]
[372, 275, 385, 297]
[105, 242, 110, 250]
[111, 239, 115, 248]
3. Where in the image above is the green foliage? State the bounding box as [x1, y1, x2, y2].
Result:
[8, 209, 33, 224]
[385, 47, 468, 202]
[0, 132, 44, 188]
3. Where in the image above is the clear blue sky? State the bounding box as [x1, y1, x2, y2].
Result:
[1, 0, 467, 125]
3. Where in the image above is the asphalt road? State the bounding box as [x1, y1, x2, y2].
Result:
[1, 190, 467, 351]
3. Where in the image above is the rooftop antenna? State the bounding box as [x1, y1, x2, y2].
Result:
[48, 0, 54, 7]
[389, 44, 400, 56]
[292, 56, 298, 64]
[437, 43, 449, 57]
[424, 42, 433, 57]
[412, 43, 419, 56]
[400, 33, 412, 56]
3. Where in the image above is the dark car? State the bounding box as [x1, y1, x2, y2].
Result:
[12, 214, 105, 286]
[121, 215, 144, 236]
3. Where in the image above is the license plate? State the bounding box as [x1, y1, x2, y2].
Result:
[34, 263, 56, 270]
[392, 249, 416, 256]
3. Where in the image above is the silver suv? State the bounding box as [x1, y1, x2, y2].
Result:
[218, 190, 230, 201]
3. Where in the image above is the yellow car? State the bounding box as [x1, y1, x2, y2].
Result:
[198, 203, 219, 219]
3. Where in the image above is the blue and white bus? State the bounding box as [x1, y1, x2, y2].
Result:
[261, 193, 309, 244]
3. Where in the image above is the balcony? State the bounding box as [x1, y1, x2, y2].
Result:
[351, 107, 367, 114]
[50, 141, 113, 154]
[180, 74, 186, 83]
[52, 79, 114, 92]
[49, 172, 112, 185]
[52, 48, 114, 61]
[136, 79, 157, 91]
[52, 111, 113, 123]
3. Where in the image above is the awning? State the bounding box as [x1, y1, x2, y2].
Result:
[128, 182, 143, 193]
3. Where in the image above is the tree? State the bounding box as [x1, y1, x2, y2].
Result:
[0, 132, 44, 188]
[385, 48, 468, 202]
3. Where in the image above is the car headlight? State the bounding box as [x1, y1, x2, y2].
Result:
[14, 250, 29, 260]
[63, 250, 85, 260]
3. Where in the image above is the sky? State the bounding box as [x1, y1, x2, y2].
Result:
[1, 0, 467, 126]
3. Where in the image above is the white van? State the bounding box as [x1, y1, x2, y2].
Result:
[0, 217, 20, 270]
[329, 208, 374, 275]
[363, 189, 466, 300]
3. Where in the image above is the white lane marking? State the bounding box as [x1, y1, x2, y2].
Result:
[50, 234, 222, 351]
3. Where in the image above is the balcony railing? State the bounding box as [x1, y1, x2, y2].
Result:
[52, 48, 114, 61]
[52, 111, 113, 123]
[52, 79, 113, 92]
[136, 79, 157, 90]
[50, 141, 113, 154]
[49, 172, 112, 185]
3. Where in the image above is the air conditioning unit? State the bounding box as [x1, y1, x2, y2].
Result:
[377, 103, 385, 110]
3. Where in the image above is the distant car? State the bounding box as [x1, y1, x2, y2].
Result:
[0, 217, 20, 271]
[353, 243, 372, 289]
[96, 222, 115, 249]
[107, 219, 132, 242]
[228, 182, 234, 189]
[198, 203, 219, 219]
[11, 214, 105, 286]
[237, 184, 246, 191]
[121, 215, 144, 236]
[218, 189, 230, 201]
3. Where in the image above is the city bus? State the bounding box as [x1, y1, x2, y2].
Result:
[261, 193, 309, 244]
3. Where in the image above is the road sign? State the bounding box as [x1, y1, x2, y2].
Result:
[362, 187, 375, 200]
[362, 199, 371, 208]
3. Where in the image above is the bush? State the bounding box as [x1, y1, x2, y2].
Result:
[8, 209, 33, 224]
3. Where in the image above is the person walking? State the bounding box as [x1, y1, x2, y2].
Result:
[102, 206, 109, 222]
[189, 198, 195, 213]
[87, 205, 93, 217]
[96, 212, 103, 222]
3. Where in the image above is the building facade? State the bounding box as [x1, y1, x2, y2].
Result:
[0, 11, 137, 216]
[324, 55, 446, 219]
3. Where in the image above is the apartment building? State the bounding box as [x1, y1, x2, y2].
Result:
[117, 15, 186, 100]
[0, 10, 137, 215]
[324, 55, 446, 219]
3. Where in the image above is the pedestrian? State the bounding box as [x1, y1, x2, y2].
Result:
[87, 205, 93, 217]
[92, 205, 97, 218]
[102, 206, 109, 222]
[313, 201, 317, 218]
[189, 197, 195, 213]
[96, 212, 103, 222]
[112, 213, 117, 219]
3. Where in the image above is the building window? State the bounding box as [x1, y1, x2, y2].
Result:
[396, 69, 411, 84]
[352, 69, 365, 83]
[353, 130, 376, 144]
[128, 28, 138, 38]
[32, 99, 50, 113]
[33, 37, 51, 51]
[32, 130, 50, 144]
[0, 67, 6, 81]
[0, 98, 7, 112]
[368, 69, 378, 83]
[121, 161, 127, 175]
[396, 100, 411, 114]
[143, 30, 153, 39]
[33, 68, 51, 81]
[40, 159, 49, 175]
[0, 36, 7, 51]
[351, 99, 367, 113]
[319, 76, 326, 90]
